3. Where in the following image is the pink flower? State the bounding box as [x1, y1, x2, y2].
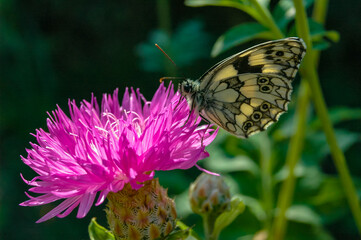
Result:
[21, 83, 217, 223]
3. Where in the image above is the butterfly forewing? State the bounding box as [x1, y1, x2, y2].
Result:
[199, 37, 306, 90]
[182, 37, 306, 138]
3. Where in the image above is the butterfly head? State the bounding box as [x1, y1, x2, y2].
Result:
[180, 79, 199, 97]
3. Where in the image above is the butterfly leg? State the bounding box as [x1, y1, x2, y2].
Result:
[174, 95, 184, 110]
[181, 97, 197, 128]
[181, 110, 192, 128]
[199, 113, 211, 148]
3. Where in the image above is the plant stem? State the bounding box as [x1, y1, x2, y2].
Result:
[271, 0, 329, 238]
[271, 81, 310, 240]
[312, 0, 329, 66]
[156, 0, 171, 35]
[293, 0, 361, 236]
[203, 214, 218, 240]
[258, 134, 273, 232]
[156, 0, 176, 77]
[312, 0, 329, 24]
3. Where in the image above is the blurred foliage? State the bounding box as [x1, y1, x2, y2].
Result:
[137, 19, 214, 73]
[1, 0, 361, 240]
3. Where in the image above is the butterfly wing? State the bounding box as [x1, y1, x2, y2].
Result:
[199, 37, 306, 90]
[197, 37, 306, 137]
[200, 73, 293, 137]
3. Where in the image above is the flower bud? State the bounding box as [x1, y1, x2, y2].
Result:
[106, 178, 177, 240]
[189, 173, 231, 217]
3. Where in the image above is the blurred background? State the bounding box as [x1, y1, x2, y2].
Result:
[1, 0, 360, 239]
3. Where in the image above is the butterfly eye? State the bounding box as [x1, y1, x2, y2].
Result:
[258, 77, 269, 85]
[259, 85, 273, 93]
[261, 102, 271, 112]
[251, 111, 263, 121]
[182, 84, 192, 93]
[243, 121, 254, 131]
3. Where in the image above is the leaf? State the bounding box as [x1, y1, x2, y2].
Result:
[310, 107, 361, 129]
[308, 20, 340, 50]
[288, 18, 340, 50]
[286, 205, 322, 225]
[205, 148, 260, 175]
[185, 0, 247, 8]
[273, 0, 297, 30]
[88, 218, 115, 240]
[273, 0, 314, 31]
[213, 196, 245, 236]
[211, 22, 271, 57]
[274, 163, 309, 183]
[184, 0, 266, 26]
[308, 176, 345, 207]
[168, 221, 202, 240]
[304, 129, 360, 163]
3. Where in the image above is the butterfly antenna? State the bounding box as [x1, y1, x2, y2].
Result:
[155, 44, 177, 67]
[155, 44, 186, 83]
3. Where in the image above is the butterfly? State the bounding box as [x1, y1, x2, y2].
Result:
[179, 37, 306, 138]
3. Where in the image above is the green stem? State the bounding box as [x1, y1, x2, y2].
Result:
[271, 81, 310, 240]
[271, 0, 329, 238]
[293, 0, 361, 236]
[156, 0, 171, 35]
[258, 134, 273, 232]
[312, 0, 329, 25]
[249, 0, 284, 39]
[156, 0, 176, 77]
[311, 0, 328, 66]
[203, 214, 218, 240]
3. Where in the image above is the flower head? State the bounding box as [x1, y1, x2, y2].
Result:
[189, 173, 230, 216]
[21, 83, 217, 222]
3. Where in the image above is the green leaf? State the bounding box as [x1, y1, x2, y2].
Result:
[239, 195, 266, 221]
[308, 176, 345, 207]
[211, 22, 271, 57]
[288, 18, 340, 50]
[310, 107, 361, 129]
[308, 19, 340, 50]
[168, 221, 202, 240]
[184, 0, 266, 27]
[273, 0, 296, 31]
[304, 129, 360, 163]
[286, 205, 321, 225]
[166, 232, 199, 240]
[213, 196, 245, 236]
[88, 218, 115, 240]
[185, 0, 247, 8]
[274, 163, 308, 183]
[205, 148, 260, 175]
[273, 0, 314, 31]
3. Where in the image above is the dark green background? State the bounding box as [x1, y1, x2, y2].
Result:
[0, 0, 360, 239]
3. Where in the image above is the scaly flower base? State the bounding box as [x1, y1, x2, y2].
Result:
[106, 178, 177, 240]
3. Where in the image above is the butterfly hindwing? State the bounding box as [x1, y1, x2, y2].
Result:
[201, 73, 292, 137]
